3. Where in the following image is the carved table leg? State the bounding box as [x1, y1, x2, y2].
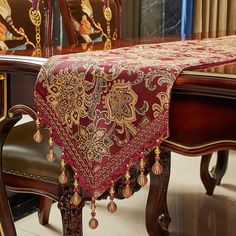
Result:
[146, 149, 171, 236]
[58, 189, 85, 236]
[200, 150, 229, 195]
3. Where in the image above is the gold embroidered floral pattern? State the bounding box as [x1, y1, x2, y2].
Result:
[105, 81, 138, 133]
[47, 70, 92, 128]
[74, 124, 113, 162]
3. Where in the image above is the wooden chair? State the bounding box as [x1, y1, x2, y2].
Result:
[0, 1, 123, 236]
[59, 0, 122, 50]
[0, 1, 58, 235]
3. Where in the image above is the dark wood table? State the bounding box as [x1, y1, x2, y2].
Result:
[1, 38, 236, 236]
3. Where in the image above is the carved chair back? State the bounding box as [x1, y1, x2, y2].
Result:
[59, 0, 121, 49]
[0, 0, 53, 54]
[0, 1, 56, 235]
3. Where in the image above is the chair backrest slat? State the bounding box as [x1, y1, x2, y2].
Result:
[0, 0, 53, 52]
[59, 0, 122, 46]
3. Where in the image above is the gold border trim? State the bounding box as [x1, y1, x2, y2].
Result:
[0, 73, 7, 123]
[164, 139, 236, 150]
[182, 70, 236, 79]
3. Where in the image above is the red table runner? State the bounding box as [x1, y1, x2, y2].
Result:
[34, 36, 236, 198]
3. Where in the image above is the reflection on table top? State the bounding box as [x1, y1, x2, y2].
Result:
[0, 35, 236, 78]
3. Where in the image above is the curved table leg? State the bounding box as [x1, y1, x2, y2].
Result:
[58, 188, 85, 236]
[146, 149, 171, 236]
[200, 150, 229, 195]
[211, 150, 229, 185]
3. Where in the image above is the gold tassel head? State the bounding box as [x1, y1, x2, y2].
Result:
[122, 186, 133, 198]
[58, 172, 68, 184]
[152, 161, 163, 175]
[71, 192, 82, 206]
[33, 130, 42, 143]
[47, 149, 56, 162]
[89, 217, 98, 229]
[137, 173, 148, 187]
[107, 200, 117, 213]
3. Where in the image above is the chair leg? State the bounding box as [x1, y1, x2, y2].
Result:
[58, 189, 85, 236]
[146, 149, 171, 236]
[200, 150, 229, 195]
[0, 176, 17, 236]
[38, 196, 53, 225]
[0, 117, 20, 236]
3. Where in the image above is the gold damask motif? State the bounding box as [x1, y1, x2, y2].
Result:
[46, 70, 92, 128]
[74, 123, 113, 163]
[105, 81, 138, 135]
[152, 73, 175, 118]
[152, 92, 170, 118]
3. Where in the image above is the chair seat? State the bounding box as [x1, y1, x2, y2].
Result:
[2, 121, 62, 184]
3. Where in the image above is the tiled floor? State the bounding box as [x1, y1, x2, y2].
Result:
[14, 150, 236, 236]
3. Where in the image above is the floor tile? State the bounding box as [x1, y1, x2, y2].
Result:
[15, 150, 236, 235]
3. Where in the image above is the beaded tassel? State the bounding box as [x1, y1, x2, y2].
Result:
[33, 116, 42, 143]
[107, 181, 117, 213]
[122, 166, 133, 198]
[89, 198, 98, 229]
[58, 155, 68, 185]
[47, 129, 56, 162]
[137, 152, 148, 187]
[152, 143, 163, 175]
[71, 173, 82, 206]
